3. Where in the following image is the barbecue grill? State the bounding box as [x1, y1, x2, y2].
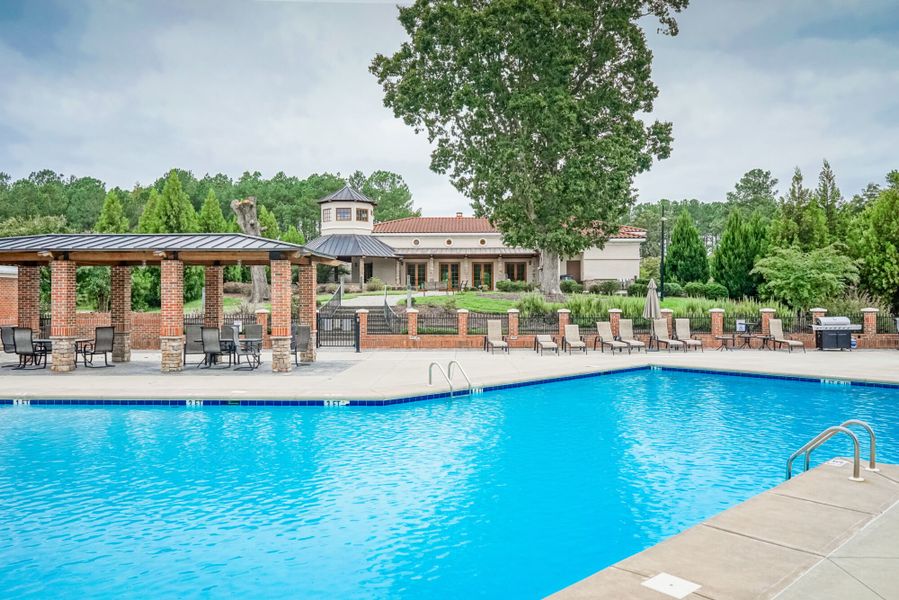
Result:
[812, 316, 861, 350]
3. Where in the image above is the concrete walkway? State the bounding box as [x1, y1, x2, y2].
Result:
[340, 290, 452, 307]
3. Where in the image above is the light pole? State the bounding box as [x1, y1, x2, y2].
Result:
[659, 204, 667, 301]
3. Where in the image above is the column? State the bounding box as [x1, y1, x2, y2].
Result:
[269, 257, 291, 373]
[810, 307, 827, 323]
[160, 258, 184, 372]
[110, 265, 132, 362]
[507, 308, 519, 338]
[760, 308, 775, 336]
[608, 308, 622, 338]
[861, 308, 878, 336]
[709, 308, 724, 338]
[297, 264, 317, 362]
[255, 309, 270, 348]
[557, 309, 570, 338]
[660, 308, 674, 337]
[457, 309, 468, 336]
[17, 265, 41, 333]
[407, 308, 418, 337]
[204, 265, 224, 329]
[356, 309, 368, 350]
[50, 259, 77, 372]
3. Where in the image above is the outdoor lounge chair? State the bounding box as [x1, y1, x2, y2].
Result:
[291, 325, 311, 366]
[484, 320, 509, 354]
[200, 326, 230, 368]
[81, 326, 115, 367]
[184, 325, 205, 366]
[1, 326, 17, 367]
[617, 319, 645, 353]
[534, 334, 558, 355]
[769, 319, 805, 353]
[652, 319, 685, 352]
[674, 319, 703, 352]
[594, 321, 630, 354]
[562, 324, 587, 354]
[13, 327, 47, 369]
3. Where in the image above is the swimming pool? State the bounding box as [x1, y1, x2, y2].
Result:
[1, 368, 897, 598]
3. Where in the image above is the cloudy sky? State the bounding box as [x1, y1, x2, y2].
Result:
[1, 0, 897, 215]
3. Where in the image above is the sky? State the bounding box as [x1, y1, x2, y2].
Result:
[1, 0, 897, 215]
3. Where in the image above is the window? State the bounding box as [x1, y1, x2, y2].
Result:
[412, 239, 420, 246]
[356, 208, 369, 222]
[336, 208, 352, 221]
[445, 239, 453, 246]
[505, 262, 527, 281]
[479, 239, 487, 246]
[322, 208, 331, 222]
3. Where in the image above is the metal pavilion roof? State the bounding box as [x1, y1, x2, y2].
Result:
[316, 185, 377, 205]
[305, 234, 396, 258]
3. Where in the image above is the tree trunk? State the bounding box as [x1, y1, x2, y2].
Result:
[230, 196, 269, 303]
[538, 250, 561, 296]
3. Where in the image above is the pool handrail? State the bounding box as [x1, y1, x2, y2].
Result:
[428, 362, 454, 395]
[447, 361, 472, 394]
[787, 425, 862, 482]
[803, 420, 877, 473]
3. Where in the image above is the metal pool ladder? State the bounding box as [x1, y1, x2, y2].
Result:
[428, 361, 479, 396]
[786, 420, 877, 482]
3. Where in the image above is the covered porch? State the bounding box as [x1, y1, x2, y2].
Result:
[0, 233, 338, 373]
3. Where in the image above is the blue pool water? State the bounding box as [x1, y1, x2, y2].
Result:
[1, 369, 897, 598]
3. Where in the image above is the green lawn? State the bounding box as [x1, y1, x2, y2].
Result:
[404, 293, 518, 313]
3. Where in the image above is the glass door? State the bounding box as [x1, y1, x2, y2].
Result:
[438, 263, 460, 290]
[406, 263, 427, 289]
[472, 263, 494, 290]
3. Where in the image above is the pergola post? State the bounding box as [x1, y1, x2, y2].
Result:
[110, 265, 132, 362]
[17, 265, 41, 333]
[297, 264, 316, 362]
[270, 256, 292, 373]
[50, 258, 77, 372]
[204, 265, 224, 329]
[160, 258, 184, 372]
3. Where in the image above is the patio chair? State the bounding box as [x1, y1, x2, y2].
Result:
[769, 319, 805, 353]
[652, 319, 685, 352]
[81, 326, 116, 368]
[534, 334, 558, 355]
[674, 319, 703, 352]
[200, 326, 230, 368]
[1, 326, 17, 367]
[184, 325, 205, 366]
[617, 319, 645, 353]
[220, 325, 238, 363]
[594, 321, 630, 354]
[484, 320, 509, 354]
[291, 325, 311, 366]
[562, 324, 587, 354]
[13, 327, 47, 369]
[244, 323, 263, 340]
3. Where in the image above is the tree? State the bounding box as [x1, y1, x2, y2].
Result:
[137, 188, 161, 233]
[349, 170, 420, 222]
[257, 204, 281, 240]
[710, 210, 766, 298]
[814, 159, 842, 235]
[94, 190, 130, 233]
[752, 245, 858, 312]
[666, 210, 708, 283]
[726, 168, 778, 217]
[371, 0, 688, 293]
[197, 189, 228, 233]
[768, 167, 828, 251]
[0, 215, 68, 237]
[65, 176, 107, 231]
[854, 185, 899, 313]
[153, 171, 198, 233]
[281, 225, 305, 245]
[231, 196, 269, 302]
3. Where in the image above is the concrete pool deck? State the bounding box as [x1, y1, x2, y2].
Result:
[1, 347, 898, 402]
[552, 460, 899, 600]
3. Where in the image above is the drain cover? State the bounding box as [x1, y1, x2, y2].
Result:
[642, 573, 701, 599]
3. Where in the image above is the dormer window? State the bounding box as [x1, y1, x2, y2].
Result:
[322, 208, 331, 222]
[356, 208, 369, 222]
[336, 208, 352, 221]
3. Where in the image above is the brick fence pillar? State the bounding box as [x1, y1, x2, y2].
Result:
[110, 265, 132, 362]
[356, 309, 368, 349]
[760, 308, 775, 336]
[608, 309, 622, 338]
[204, 265, 224, 329]
[507, 309, 519, 338]
[160, 259, 184, 372]
[297, 264, 316, 362]
[660, 308, 674, 337]
[709, 308, 724, 338]
[557, 309, 570, 338]
[50, 259, 77, 372]
[457, 309, 468, 336]
[810, 307, 827, 323]
[17, 265, 41, 333]
[255, 309, 271, 349]
[861, 308, 878, 336]
[407, 308, 418, 337]
[269, 258, 291, 373]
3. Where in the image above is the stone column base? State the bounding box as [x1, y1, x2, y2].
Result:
[50, 336, 76, 373]
[301, 332, 317, 363]
[112, 332, 132, 363]
[161, 336, 184, 372]
[271, 336, 292, 373]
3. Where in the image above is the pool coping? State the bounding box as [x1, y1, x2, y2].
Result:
[3, 363, 899, 407]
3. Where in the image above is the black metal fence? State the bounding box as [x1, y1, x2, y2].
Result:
[674, 314, 711, 333]
[417, 313, 458, 335]
[317, 313, 357, 347]
[39, 312, 51, 337]
[519, 313, 559, 334]
[468, 312, 508, 335]
[568, 313, 605, 330]
[877, 314, 898, 334]
[223, 310, 259, 332]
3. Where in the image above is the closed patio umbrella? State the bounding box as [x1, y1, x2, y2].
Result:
[643, 279, 662, 351]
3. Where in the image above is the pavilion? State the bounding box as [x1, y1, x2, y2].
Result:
[0, 233, 338, 373]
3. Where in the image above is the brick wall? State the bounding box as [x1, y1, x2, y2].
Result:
[17, 266, 40, 331]
[0, 276, 16, 325]
[160, 259, 183, 337]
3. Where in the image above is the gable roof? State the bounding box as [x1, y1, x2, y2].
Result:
[305, 234, 396, 258]
[373, 216, 646, 239]
[317, 185, 377, 205]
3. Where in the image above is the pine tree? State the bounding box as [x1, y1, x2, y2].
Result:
[710, 210, 766, 299]
[666, 210, 708, 283]
[258, 205, 281, 239]
[855, 185, 899, 313]
[137, 188, 161, 233]
[814, 159, 843, 236]
[94, 190, 130, 233]
[281, 225, 305, 245]
[154, 170, 198, 233]
[769, 167, 828, 251]
[197, 189, 228, 233]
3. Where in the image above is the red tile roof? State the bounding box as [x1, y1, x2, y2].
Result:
[373, 216, 646, 239]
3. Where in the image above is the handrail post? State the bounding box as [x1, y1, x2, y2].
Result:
[428, 361, 454, 395]
[447, 360, 472, 394]
[787, 425, 863, 482]
[842, 420, 878, 472]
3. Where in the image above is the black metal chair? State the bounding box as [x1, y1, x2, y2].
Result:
[200, 326, 230, 368]
[1, 326, 18, 367]
[82, 326, 115, 368]
[244, 323, 263, 340]
[291, 325, 311, 366]
[13, 327, 47, 369]
[221, 325, 238, 363]
[184, 325, 205, 366]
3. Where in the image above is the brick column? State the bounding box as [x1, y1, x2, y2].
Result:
[407, 308, 418, 337]
[810, 307, 827, 322]
[160, 258, 184, 372]
[861, 308, 878, 336]
[204, 265, 224, 329]
[760, 308, 775, 336]
[507, 309, 519, 338]
[710, 308, 724, 337]
[356, 309, 368, 349]
[660, 308, 673, 336]
[255, 309, 271, 349]
[50, 259, 77, 372]
[608, 309, 622, 338]
[269, 258, 291, 373]
[457, 309, 468, 336]
[110, 265, 132, 362]
[557, 309, 570, 338]
[297, 264, 316, 362]
[17, 265, 41, 332]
